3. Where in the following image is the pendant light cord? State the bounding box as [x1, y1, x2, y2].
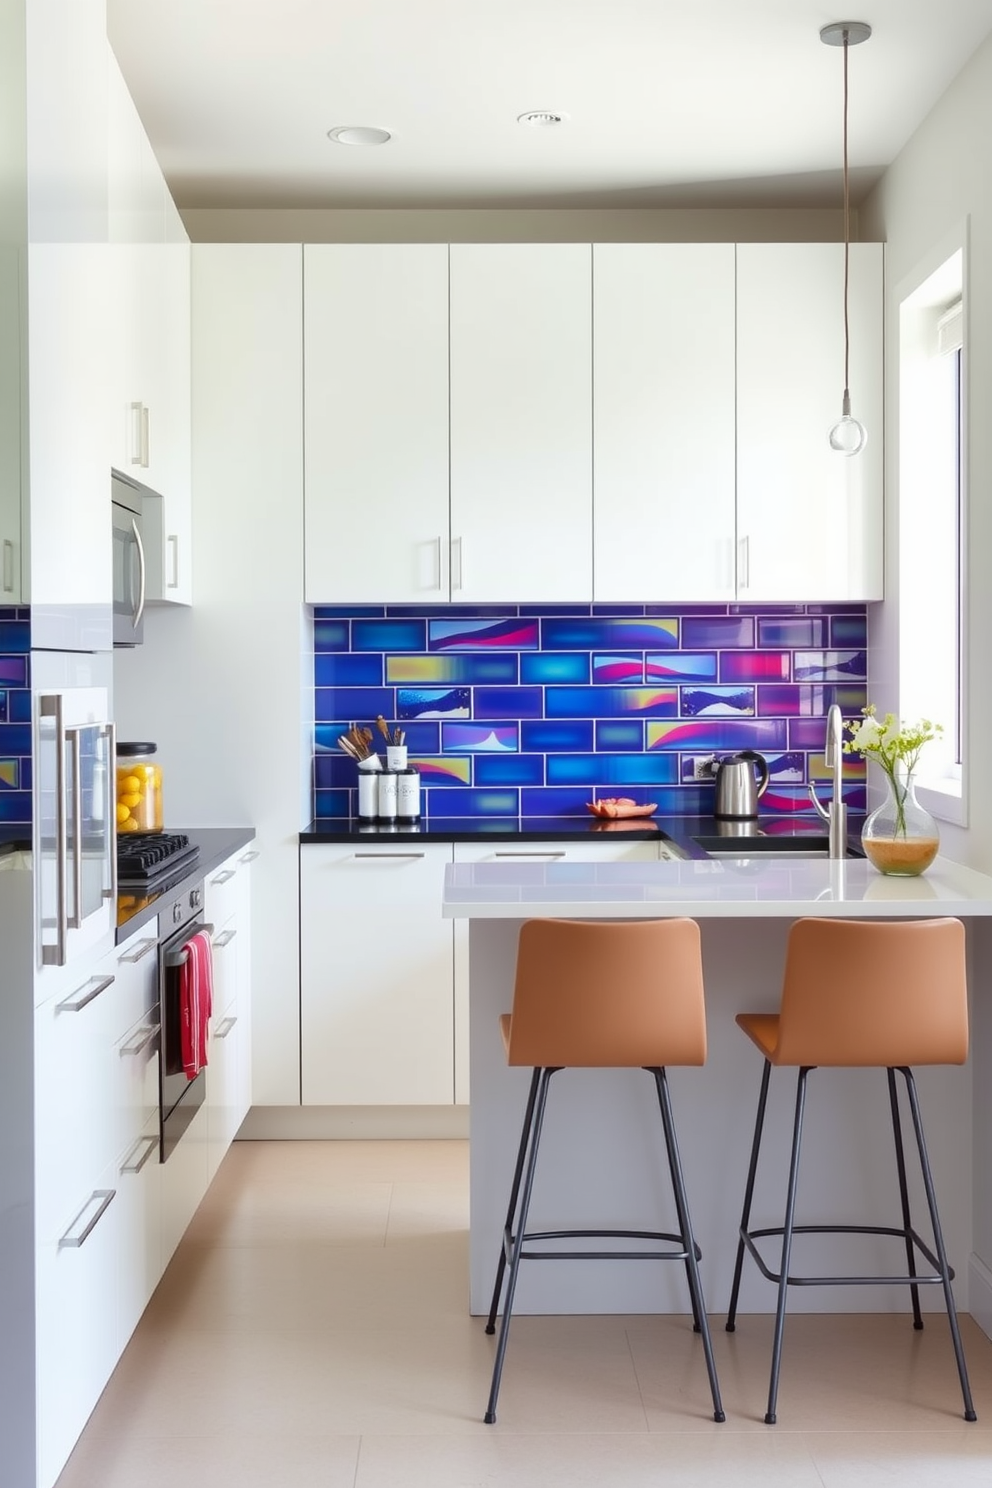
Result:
[842, 33, 851, 402]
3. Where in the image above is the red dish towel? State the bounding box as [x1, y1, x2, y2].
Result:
[179, 930, 214, 1079]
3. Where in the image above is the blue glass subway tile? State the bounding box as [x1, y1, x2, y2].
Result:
[720, 652, 790, 682]
[315, 688, 395, 724]
[314, 789, 352, 819]
[0, 759, 19, 789]
[391, 721, 439, 752]
[682, 616, 754, 648]
[765, 752, 807, 782]
[793, 650, 868, 682]
[314, 606, 384, 619]
[646, 652, 717, 682]
[647, 604, 727, 617]
[8, 690, 31, 723]
[388, 604, 512, 619]
[756, 686, 804, 716]
[592, 654, 643, 684]
[547, 754, 679, 787]
[541, 617, 678, 649]
[680, 755, 717, 783]
[730, 604, 805, 616]
[314, 654, 383, 687]
[519, 788, 592, 818]
[644, 785, 718, 816]
[0, 690, 6, 722]
[314, 755, 363, 790]
[757, 684, 868, 717]
[428, 617, 538, 650]
[0, 609, 17, 620]
[590, 604, 648, 616]
[474, 687, 544, 719]
[0, 622, 30, 653]
[352, 619, 427, 653]
[762, 783, 866, 814]
[0, 655, 28, 686]
[681, 686, 755, 716]
[20, 757, 30, 791]
[545, 687, 677, 718]
[756, 617, 828, 647]
[789, 718, 836, 750]
[397, 687, 470, 719]
[0, 791, 31, 823]
[520, 652, 589, 685]
[809, 751, 865, 781]
[520, 720, 594, 752]
[475, 754, 545, 786]
[830, 615, 869, 648]
[427, 788, 519, 818]
[441, 723, 518, 752]
[412, 757, 472, 785]
[313, 620, 350, 651]
[806, 603, 864, 613]
[0, 724, 31, 756]
[314, 724, 349, 753]
[595, 720, 645, 752]
[387, 653, 518, 685]
[647, 719, 788, 752]
[520, 603, 593, 616]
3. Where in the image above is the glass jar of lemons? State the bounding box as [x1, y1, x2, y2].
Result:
[116, 742, 163, 833]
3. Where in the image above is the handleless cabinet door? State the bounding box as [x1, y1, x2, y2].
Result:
[304, 244, 450, 603]
[449, 244, 593, 603]
[593, 243, 736, 602]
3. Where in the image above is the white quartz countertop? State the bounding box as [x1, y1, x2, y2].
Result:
[442, 854, 992, 919]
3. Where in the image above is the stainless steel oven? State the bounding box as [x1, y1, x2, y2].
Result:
[158, 880, 212, 1160]
[112, 471, 146, 647]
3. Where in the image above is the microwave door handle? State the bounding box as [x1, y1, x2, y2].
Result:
[40, 696, 68, 966]
[131, 518, 146, 631]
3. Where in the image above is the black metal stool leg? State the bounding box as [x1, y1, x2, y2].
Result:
[887, 1066, 923, 1330]
[484, 1067, 555, 1425]
[654, 1067, 726, 1423]
[486, 1067, 541, 1335]
[900, 1067, 977, 1422]
[764, 1066, 810, 1426]
[727, 1057, 772, 1332]
[650, 1067, 700, 1334]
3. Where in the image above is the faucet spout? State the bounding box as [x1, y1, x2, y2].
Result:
[823, 704, 847, 858]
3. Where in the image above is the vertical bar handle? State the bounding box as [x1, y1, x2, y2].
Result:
[104, 721, 117, 901]
[131, 517, 146, 630]
[434, 535, 443, 591]
[140, 404, 150, 468]
[167, 534, 179, 590]
[40, 694, 67, 967]
[737, 534, 750, 591]
[451, 536, 463, 592]
[2, 537, 13, 593]
[66, 726, 83, 929]
[129, 402, 143, 466]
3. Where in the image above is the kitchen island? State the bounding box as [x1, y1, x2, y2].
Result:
[443, 853, 992, 1339]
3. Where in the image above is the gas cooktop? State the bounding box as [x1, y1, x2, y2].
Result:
[117, 832, 200, 889]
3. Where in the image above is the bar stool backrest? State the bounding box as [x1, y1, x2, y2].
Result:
[774, 916, 968, 1068]
[504, 918, 707, 1068]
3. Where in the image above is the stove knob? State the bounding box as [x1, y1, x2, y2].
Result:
[172, 902, 183, 925]
[190, 886, 202, 909]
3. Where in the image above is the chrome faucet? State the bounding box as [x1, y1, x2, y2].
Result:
[809, 704, 848, 858]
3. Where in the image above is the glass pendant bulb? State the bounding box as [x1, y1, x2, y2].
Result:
[828, 391, 867, 456]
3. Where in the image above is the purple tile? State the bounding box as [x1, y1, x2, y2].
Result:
[474, 687, 544, 719]
[441, 723, 518, 752]
[756, 617, 828, 647]
[720, 652, 790, 682]
[793, 650, 868, 682]
[647, 719, 788, 752]
[681, 616, 755, 648]
[429, 618, 538, 650]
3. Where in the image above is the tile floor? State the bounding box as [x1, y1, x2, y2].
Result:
[56, 1139, 992, 1488]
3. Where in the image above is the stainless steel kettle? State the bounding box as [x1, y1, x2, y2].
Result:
[708, 750, 770, 820]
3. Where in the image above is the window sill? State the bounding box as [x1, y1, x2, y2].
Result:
[915, 776, 967, 827]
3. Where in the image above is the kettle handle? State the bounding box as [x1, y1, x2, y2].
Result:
[739, 749, 770, 798]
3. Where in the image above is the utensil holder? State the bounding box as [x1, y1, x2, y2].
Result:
[357, 754, 382, 820]
[386, 745, 408, 771]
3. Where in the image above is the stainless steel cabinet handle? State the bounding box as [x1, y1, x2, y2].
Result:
[132, 517, 146, 630]
[2, 537, 13, 593]
[119, 1022, 158, 1057]
[56, 973, 115, 1013]
[129, 402, 144, 465]
[210, 869, 236, 885]
[737, 534, 750, 591]
[214, 1015, 237, 1040]
[104, 721, 117, 901]
[494, 851, 566, 859]
[451, 536, 464, 591]
[119, 936, 158, 965]
[353, 852, 426, 860]
[238, 850, 259, 864]
[434, 534, 443, 590]
[140, 403, 150, 468]
[58, 1189, 115, 1248]
[120, 1135, 158, 1175]
[167, 534, 179, 589]
[213, 928, 237, 949]
[66, 726, 83, 929]
[40, 694, 67, 966]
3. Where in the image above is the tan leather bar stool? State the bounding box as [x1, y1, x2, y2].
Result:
[725, 916, 976, 1425]
[483, 916, 725, 1425]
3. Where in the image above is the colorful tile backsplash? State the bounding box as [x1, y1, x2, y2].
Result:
[312, 603, 869, 821]
[0, 608, 32, 827]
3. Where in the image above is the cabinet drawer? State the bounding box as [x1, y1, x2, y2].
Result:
[114, 1004, 161, 1162]
[204, 854, 242, 928]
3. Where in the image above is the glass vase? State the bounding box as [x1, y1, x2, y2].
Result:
[861, 766, 939, 876]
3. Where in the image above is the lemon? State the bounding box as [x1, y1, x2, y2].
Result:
[119, 774, 142, 796]
[120, 792, 141, 810]
[116, 802, 131, 824]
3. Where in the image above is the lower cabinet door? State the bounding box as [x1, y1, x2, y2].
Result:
[159, 1100, 210, 1263]
[301, 844, 455, 1105]
[206, 999, 240, 1179]
[115, 1121, 164, 1351]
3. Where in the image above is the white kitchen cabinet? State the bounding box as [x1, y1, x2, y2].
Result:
[303, 243, 449, 603]
[449, 243, 593, 602]
[0, 242, 22, 604]
[736, 241, 883, 601]
[301, 843, 455, 1105]
[204, 846, 255, 1177]
[107, 45, 192, 606]
[451, 839, 665, 1103]
[593, 243, 737, 603]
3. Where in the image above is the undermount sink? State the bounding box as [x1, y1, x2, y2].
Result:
[692, 833, 864, 860]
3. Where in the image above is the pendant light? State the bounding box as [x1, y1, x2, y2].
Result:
[820, 20, 871, 456]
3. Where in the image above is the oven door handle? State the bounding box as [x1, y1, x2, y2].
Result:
[164, 922, 215, 967]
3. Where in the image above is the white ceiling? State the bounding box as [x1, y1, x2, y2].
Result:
[107, 0, 992, 212]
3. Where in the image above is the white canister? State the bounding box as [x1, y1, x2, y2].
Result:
[356, 755, 381, 820]
[377, 770, 398, 822]
[386, 744, 408, 772]
[396, 768, 421, 821]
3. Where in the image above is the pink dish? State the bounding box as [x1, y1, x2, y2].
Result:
[586, 799, 659, 820]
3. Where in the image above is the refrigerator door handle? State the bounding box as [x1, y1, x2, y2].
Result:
[40, 694, 68, 967]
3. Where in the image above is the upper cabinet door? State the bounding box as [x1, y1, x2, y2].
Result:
[449, 244, 592, 603]
[593, 244, 736, 603]
[736, 242, 883, 601]
[303, 244, 449, 604]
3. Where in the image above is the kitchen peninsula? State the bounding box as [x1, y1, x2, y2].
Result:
[443, 854, 992, 1341]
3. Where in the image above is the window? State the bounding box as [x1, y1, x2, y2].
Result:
[897, 247, 966, 824]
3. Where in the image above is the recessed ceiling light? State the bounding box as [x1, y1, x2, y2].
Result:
[517, 111, 568, 128]
[327, 125, 392, 146]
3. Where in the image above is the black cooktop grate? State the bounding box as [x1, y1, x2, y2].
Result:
[117, 832, 200, 887]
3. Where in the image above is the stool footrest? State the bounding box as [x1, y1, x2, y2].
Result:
[741, 1222, 952, 1288]
[505, 1225, 699, 1264]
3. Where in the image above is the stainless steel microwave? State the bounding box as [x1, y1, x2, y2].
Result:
[111, 471, 145, 646]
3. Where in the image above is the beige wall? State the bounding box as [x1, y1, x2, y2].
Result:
[861, 29, 992, 870]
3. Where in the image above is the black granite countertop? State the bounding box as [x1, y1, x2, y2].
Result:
[116, 826, 256, 941]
